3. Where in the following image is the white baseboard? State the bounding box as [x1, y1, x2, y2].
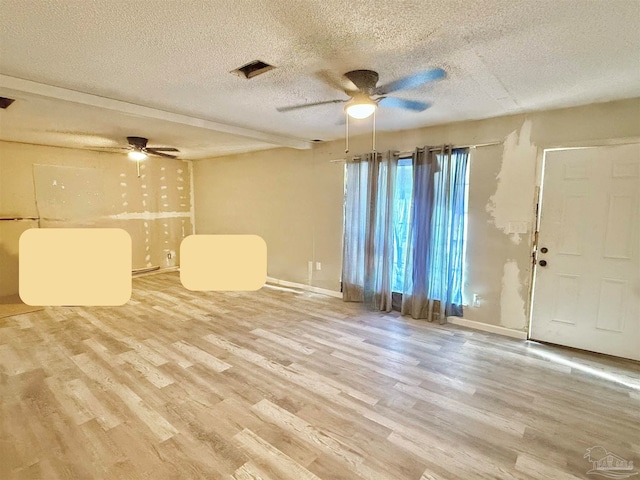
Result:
[133, 266, 180, 278]
[447, 316, 528, 340]
[266, 276, 342, 299]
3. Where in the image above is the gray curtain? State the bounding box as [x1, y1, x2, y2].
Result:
[401, 146, 469, 323]
[341, 155, 369, 302]
[400, 147, 437, 319]
[342, 146, 468, 323]
[342, 151, 399, 311]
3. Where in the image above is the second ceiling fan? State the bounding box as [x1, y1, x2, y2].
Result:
[124, 136, 180, 160]
[277, 67, 446, 119]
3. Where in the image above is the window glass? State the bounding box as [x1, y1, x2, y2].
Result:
[391, 158, 413, 292]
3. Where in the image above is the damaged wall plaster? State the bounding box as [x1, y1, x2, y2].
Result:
[500, 260, 528, 330]
[486, 119, 538, 245]
[479, 119, 538, 330]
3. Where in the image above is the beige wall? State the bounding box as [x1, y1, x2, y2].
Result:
[193, 146, 348, 291]
[194, 98, 640, 334]
[0, 141, 193, 297]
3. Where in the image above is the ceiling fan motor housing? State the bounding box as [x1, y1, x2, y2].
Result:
[127, 136, 148, 150]
[344, 70, 379, 95]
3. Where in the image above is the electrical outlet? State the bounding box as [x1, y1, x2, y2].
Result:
[315, 262, 321, 271]
[472, 294, 481, 307]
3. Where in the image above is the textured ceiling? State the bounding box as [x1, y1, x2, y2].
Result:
[1, 0, 639, 155]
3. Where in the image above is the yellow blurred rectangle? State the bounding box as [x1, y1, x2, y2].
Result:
[180, 235, 266, 291]
[19, 228, 132, 306]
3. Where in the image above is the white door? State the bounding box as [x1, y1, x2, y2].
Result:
[530, 144, 640, 361]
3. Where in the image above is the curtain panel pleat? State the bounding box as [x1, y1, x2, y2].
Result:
[342, 151, 399, 311]
[342, 157, 368, 302]
[400, 147, 437, 319]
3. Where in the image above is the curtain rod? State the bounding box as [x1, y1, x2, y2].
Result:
[397, 141, 502, 157]
[329, 141, 502, 162]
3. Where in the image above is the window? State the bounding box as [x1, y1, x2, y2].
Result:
[391, 158, 413, 292]
[390, 155, 469, 300]
[342, 148, 469, 317]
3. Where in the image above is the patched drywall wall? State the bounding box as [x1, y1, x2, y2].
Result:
[194, 98, 639, 334]
[461, 120, 539, 329]
[500, 260, 528, 330]
[486, 119, 538, 244]
[0, 141, 192, 297]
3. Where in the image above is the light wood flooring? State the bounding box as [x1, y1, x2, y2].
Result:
[1, 272, 639, 479]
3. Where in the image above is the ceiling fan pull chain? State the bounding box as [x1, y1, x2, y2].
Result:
[372, 109, 376, 152]
[345, 112, 350, 154]
[136, 159, 141, 178]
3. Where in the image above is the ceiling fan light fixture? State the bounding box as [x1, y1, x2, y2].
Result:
[128, 150, 147, 161]
[345, 99, 377, 119]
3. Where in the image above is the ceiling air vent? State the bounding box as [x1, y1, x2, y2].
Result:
[0, 97, 16, 109]
[231, 60, 275, 79]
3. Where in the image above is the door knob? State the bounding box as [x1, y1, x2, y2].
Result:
[538, 260, 547, 267]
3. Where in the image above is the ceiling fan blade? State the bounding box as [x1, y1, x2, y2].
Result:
[374, 68, 446, 95]
[315, 70, 357, 95]
[146, 150, 178, 159]
[277, 99, 347, 112]
[83, 146, 129, 152]
[378, 97, 431, 112]
[148, 147, 179, 152]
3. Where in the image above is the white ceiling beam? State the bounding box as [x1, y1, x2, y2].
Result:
[0, 74, 311, 150]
